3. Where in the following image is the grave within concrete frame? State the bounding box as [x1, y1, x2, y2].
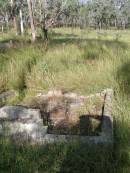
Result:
[42, 89, 113, 145]
[0, 89, 113, 145]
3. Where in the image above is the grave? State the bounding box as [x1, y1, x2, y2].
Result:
[0, 89, 113, 145]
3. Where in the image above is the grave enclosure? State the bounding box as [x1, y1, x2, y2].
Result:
[0, 89, 113, 145]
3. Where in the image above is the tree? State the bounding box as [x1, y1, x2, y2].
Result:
[33, 0, 79, 40]
[0, 0, 9, 32]
[1, 0, 130, 37]
[27, 0, 36, 42]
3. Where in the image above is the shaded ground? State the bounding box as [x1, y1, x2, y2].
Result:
[117, 61, 130, 96]
[0, 137, 130, 173]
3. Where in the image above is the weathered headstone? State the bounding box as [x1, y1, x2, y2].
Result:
[0, 106, 47, 143]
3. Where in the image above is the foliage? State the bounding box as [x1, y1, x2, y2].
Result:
[1, 0, 130, 37]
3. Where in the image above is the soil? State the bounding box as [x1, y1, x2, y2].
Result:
[47, 95, 104, 136]
[26, 91, 105, 136]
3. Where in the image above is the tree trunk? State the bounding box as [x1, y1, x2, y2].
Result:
[114, 18, 117, 28]
[19, 9, 24, 35]
[122, 20, 126, 30]
[1, 25, 4, 32]
[27, 0, 36, 42]
[99, 21, 102, 30]
[13, 17, 18, 35]
[43, 27, 48, 41]
[5, 13, 9, 32]
[10, 0, 17, 34]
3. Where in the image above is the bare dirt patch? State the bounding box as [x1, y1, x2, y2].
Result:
[26, 90, 105, 136]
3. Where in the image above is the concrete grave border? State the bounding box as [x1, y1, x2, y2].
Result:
[42, 89, 113, 145]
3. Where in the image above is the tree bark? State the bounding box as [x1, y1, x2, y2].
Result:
[1, 25, 4, 33]
[43, 27, 48, 41]
[19, 9, 24, 35]
[27, 0, 36, 42]
[13, 17, 18, 35]
[10, 0, 18, 35]
[5, 13, 9, 32]
[114, 18, 117, 28]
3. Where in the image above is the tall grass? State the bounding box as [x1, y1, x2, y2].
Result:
[0, 28, 130, 172]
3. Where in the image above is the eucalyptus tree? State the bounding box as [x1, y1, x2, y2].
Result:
[79, 3, 90, 28]
[2, 0, 130, 37]
[62, 0, 80, 27]
[9, 0, 17, 34]
[27, 0, 36, 42]
[19, 0, 24, 34]
[114, 0, 130, 29]
[31, 0, 68, 40]
[88, 0, 116, 29]
[0, 0, 9, 32]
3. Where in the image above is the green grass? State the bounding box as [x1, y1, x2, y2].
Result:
[0, 28, 130, 172]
